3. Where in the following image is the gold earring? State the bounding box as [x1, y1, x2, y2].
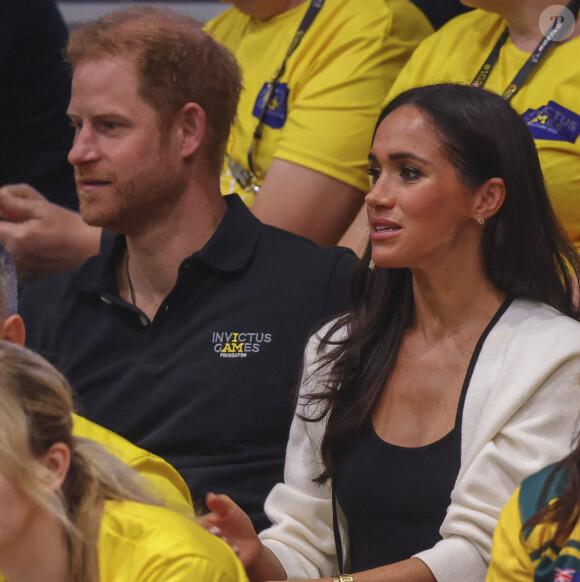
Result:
[476, 213, 485, 225]
[369, 259, 376, 271]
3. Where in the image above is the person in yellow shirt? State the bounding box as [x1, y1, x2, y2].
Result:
[206, 0, 433, 249]
[72, 414, 193, 514]
[487, 444, 580, 582]
[385, 0, 580, 250]
[0, 340, 249, 582]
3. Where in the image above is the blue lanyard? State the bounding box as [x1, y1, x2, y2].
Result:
[228, 0, 325, 192]
[471, 0, 580, 102]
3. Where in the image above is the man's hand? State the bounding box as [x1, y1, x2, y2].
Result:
[0, 184, 101, 282]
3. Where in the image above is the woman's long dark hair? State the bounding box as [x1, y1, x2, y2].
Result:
[308, 83, 580, 484]
[523, 442, 580, 545]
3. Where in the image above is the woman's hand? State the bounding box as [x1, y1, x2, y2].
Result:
[200, 493, 263, 567]
[200, 493, 288, 581]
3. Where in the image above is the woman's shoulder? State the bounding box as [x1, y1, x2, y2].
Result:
[99, 501, 246, 580]
[505, 298, 580, 337]
[101, 500, 209, 549]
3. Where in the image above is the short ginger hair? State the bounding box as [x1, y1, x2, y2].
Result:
[66, 6, 242, 175]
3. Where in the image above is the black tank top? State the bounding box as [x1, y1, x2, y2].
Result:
[334, 297, 512, 572]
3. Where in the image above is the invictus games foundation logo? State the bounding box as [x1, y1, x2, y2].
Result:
[212, 331, 272, 358]
[521, 101, 580, 143]
[539, 4, 576, 41]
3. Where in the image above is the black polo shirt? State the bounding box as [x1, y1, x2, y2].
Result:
[20, 195, 357, 530]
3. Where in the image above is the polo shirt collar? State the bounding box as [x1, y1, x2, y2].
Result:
[192, 194, 261, 272]
[73, 194, 261, 293]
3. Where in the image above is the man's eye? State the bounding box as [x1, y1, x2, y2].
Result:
[367, 167, 381, 185]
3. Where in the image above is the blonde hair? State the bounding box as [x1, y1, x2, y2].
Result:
[0, 341, 160, 582]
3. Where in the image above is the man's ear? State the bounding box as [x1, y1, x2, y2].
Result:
[473, 177, 506, 222]
[178, 102, 207, 158]
[1, 314, 25, 346]
[40, 442, 71, 492]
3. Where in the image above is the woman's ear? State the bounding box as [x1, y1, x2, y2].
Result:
[0, 314, 26, 346]
[474, 177, 506, 222]
[40, 442, 71, 492]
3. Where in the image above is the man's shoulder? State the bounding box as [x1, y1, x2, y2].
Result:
[18, 248, 113, 334]
[20, 252, 104, 300]
[19, 270, 76, 310]
[255, 222, 358, 271]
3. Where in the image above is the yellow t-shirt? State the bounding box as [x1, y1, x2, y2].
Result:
[98, 500, 249, 582]
[388, 9, 580, 249]
[487, 467, 580, 581]
[73, 414, 193, 513]
[0, 426, 241, 582]
[206, 0, 433, 205]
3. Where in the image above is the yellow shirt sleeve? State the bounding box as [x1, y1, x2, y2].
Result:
[99, 500, 249, 582]
[486, 486, 534, 582]
[72, 414, 193, 513]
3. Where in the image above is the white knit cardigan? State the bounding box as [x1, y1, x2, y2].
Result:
[259, 299, 580, 581]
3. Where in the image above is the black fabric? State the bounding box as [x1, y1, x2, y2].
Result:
[335, 421, 461, 570]
[409, 0, 472, 30]
[0, 0, 77, 209]
[334, 297, 513, 570]
[20, 194, 357, 531]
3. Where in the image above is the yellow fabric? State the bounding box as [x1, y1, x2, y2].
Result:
[486, 487, 534, 582]
[387, 9, 580, 250]
[98, 500, 249, 582]
[0, 500, 246, 582]
[0, 422, 241, 582]
[206, 0, 433, 205]
[73, 414, 193, 513]
[487, 486, 580, 581]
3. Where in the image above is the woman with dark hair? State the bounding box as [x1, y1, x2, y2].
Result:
[344, 0, 580, 254]
[0, 340, 248, 582]
[487, 439, 580, 581]
[201, 83, 580, 582]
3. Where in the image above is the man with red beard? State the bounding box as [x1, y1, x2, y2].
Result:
[19, 6, 356, 532]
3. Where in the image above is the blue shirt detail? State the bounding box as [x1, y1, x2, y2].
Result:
[252, 82, 290, 129]
[521, 101, 580, 144]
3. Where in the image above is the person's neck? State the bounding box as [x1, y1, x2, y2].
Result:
[410, 259, 506, 345]
[119, 183, 227, 321]
[502, 0, 580, 51]
[0, 512, 69, 582]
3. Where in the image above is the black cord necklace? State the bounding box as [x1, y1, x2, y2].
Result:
[125, 254, 137, 306]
